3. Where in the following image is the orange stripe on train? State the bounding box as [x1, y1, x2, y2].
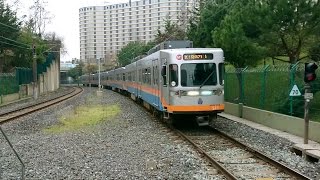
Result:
[164, 104, 224, 113]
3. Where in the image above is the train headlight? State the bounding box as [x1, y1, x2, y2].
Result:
[187, 91, 200, 96]
[200, 90, 213, 96]
[214, 88, 223, 96]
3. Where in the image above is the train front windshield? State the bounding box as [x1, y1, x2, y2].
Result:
[180, 63, 217, 87]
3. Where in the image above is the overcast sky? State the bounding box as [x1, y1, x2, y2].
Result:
[6, 0, 130, 62]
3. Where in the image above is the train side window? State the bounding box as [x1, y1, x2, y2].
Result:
[161, 65, 167, 86]
[169, 64, 178, 87]
[143, 69, 148, 84]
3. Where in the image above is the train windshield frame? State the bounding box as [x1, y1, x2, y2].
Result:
[180, 63, 217, 87]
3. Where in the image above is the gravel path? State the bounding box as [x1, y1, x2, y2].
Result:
[0, 87, 224, 180]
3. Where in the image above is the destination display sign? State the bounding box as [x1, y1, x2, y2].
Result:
[183, 53, 213, 60]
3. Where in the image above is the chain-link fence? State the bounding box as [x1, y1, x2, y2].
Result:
[225, 62, 320, 122]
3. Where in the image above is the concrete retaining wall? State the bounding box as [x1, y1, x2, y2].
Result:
[0, 60, 60, 106]
[225, 102, 320, 143]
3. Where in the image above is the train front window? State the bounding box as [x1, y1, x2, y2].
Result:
[181, 63, 217, 87]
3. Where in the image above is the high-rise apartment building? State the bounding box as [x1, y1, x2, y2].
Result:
[79, 0, 198, 64]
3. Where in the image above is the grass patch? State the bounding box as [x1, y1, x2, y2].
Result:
[45, 104, 120, 133]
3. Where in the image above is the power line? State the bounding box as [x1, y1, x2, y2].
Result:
[0, 22, 20, 31]
[0, 36, 31, 48]
[0, 40, 31, 50]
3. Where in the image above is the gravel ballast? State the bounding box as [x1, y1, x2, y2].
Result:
[1, 86, 319, 179]
[0, 87, 224, 179]
[212, 117, 320, 179]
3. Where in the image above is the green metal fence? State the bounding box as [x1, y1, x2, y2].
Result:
[38, 53, 55, 75]
[0, 73, 19, 96]
[225, 63, 320, 122]
[0, 53, 56, 97]
[0, 68, 33, 96]
[16, 67, 33, 85]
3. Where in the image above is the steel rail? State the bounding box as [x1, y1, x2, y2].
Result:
[0, 87, 83, 124]
[173, 127, 238, 180]
[216, 129, 311, 180]
[0, 87, 83, 180]
[171, 123, 311, 180]
[0, 87, 76, 117]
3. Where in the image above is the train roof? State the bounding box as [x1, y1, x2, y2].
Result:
[160, 48, 223, 53]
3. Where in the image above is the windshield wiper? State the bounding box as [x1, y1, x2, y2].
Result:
[199, 70, 215, 89]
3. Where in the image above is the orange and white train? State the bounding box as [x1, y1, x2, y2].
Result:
[81, 47, 225, 126]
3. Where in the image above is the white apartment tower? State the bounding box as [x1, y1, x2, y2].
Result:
[79, 0, 198, 64]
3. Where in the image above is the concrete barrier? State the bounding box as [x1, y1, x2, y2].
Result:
[225, 102, 320, 143]
[2, 93, 20, 104]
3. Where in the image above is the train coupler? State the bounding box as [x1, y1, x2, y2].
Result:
[196, 115, 210, 126]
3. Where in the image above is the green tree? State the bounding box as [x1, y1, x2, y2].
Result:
[85, 63, 97, 74]
[213, 1, 266, 68]
[187, 0, 231, 48]
[213, 1, 266, 102]
[253, 0, 320, 64]
[0, 0, 21, 72]
[117, 41, 154, 66]
[309, 42, 320, 62]
[154, 19, 187, 44]
[67, 63, 84, 82]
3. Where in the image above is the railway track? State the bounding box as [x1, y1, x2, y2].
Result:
[0, 87, 83, 180]
[0, 87, 83, 124]
[160, 120, 312, 180]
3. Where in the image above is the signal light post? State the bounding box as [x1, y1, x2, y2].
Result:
[303, 62, 318, 144]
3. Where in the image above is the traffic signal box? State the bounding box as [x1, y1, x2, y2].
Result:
[304, 62, 318, 83]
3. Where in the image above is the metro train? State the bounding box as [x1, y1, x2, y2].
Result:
[81, 47, 224, 126]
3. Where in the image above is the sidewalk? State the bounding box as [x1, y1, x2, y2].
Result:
[219, 112, 320, 162]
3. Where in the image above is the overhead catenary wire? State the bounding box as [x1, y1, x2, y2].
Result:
[0, 22, 20, 31]
[0, 40, 31, 50]
[0, 36, 31, 48]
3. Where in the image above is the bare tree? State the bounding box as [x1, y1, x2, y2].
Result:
[29, 0, 53, 37]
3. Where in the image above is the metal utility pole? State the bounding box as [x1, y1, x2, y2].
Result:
[96, 48, 103, 96]
[98, 57, 101, 91]
[32, 45, 38, 99]
[303, 83, 311, 144]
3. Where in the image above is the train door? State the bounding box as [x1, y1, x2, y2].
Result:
[152, 59, 159, 109]
[138, 68, 142, 98]
[160, 58, 169, 111]
[134, 67, 138, 96]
